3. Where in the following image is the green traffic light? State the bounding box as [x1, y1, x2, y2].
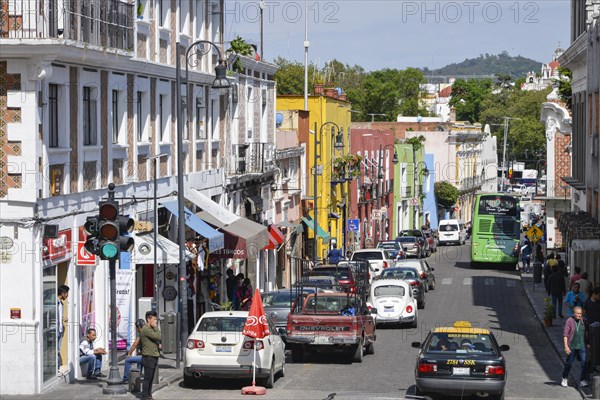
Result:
[100, 243, 119, 260]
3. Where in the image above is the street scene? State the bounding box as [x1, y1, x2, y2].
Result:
[1, 1, 600, 400]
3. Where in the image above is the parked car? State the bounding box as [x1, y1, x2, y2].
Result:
[262, 289, 321, 330]
[395, 259, 436, 291]
[379, 266, 426, 309]
[438, 219, 467, 246]
[350, 249, 394, 278]
[367, 278, 418, 328]
[411, 320, 510, 399]
[396, 236, 425, 258]
[307, 262, 369, 293]
[377, 240, 406, 259]
[183, 311, 286, 388]
[398, 229, 430, 256]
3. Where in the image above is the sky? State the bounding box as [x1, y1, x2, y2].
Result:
[224, 0, 571, 72]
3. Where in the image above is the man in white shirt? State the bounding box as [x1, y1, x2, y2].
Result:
[79, 328, 107, 379]
[56, 285, 69, 369]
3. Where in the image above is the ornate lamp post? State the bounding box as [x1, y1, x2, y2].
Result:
[375, 144, 399, 243]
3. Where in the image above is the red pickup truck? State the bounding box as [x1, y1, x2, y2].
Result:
[285, 292, 376, 363]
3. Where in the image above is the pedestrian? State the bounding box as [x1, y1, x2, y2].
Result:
[225, 268, 236, 303]
[519, 240, 532, 273]
[577, 272, 593, 300]
[79, 328, 108, 380]
[121, 319, 145, 384]
[565, 282, 586, 318]
[548, 266, 566, 318]
[140, 310, 161, 400]
[570, 267, 582, 291]
[240, 278, 253, 311]
[327, 242, 343, 265]
[56, 284, 69, 370]
[583, 288, 600, 373]
[561, 307, 589, 388]
[233, 273, 245, 310]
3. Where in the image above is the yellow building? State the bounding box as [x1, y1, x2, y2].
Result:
[277, 93, 352, 261]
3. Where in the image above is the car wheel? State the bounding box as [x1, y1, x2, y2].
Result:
[415, 386, 426, 396]
[410, 315, 418, 329]
[260, 361, 275, 388]
[291, 345, 304, 363]
[365, 340, 375, 355]
[352, 339, 364, 363]
[418, 298, 425, 309]
[183, 373, 198, 388]
[429, 279, 436, 290]
[279, 359, 285, 377]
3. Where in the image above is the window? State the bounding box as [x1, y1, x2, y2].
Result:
[112, 90, 119, 143]
[158, 94, 165, 141]
[196, 97, 205, 139]
[136, 91, 143, 141]
[158, 0, 168, 27]
[83, 86, 97, 145]
[182, 97, 188, 140]
[48, 84, 59, 147]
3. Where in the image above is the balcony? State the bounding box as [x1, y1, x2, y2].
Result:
[230, 142, 275, 176]
[459, 176, 484, 192]
[1, 0, 134, 51]
[400, 186, 411, 198]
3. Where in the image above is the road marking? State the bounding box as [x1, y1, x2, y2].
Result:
[506, 280, 517, 287]
[484, 278, 495, 286]
[442, 278, 453, 285]
[463, 278, 472, 285]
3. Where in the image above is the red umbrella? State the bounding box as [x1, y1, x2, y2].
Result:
[242, 288, 270, 339]
[241, 288, 270, 395]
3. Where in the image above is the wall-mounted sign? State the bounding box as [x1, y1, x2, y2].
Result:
[10, 308, 21, 319]
[42, 229, 71, 263]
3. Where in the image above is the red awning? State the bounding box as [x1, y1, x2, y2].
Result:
[263, 224, 285, 250]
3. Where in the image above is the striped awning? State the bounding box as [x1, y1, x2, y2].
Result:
[263, 224, 285, 250]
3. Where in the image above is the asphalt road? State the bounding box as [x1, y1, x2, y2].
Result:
[153, 241, 580, 400]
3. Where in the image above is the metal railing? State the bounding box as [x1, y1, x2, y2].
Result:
[1, 0, 134, 51]
[400, 186, 411, 198]
[230, 142, 275, 175]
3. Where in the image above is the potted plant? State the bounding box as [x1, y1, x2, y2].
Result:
[543, 297, 555, 327]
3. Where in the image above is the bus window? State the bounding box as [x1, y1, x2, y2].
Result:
[478, 196, 517, 217]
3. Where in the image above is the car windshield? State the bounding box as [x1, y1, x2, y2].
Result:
[352, 252, 384, 261]
[304, 296, 355, 313]
[398, 237, 417, 243]
[381, 268, 418, 279]
[374, 285, 405, 297]
[425, 332, 496, 354]
[262, 292, 301, 307]
[197, 317, 246, 332]
[378, 242, 398, 250]
[308, 268, 351, 281]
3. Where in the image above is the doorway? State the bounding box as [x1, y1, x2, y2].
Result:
[42, 266, 57, 382]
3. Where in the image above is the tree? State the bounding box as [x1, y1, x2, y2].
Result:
[434, 181, 459, 209]
[555, 66, 572, 111]
[449, 78, 492, 123]
[226, 36, 253, 73]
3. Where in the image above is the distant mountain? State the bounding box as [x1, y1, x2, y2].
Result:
[421, 51, 542, 79]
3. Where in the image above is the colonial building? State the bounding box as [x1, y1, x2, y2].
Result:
[521, 47, 564, 91]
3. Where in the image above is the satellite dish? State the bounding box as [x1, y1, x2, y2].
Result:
[276, 113, 283, 127]
[336, 87, 343, 96]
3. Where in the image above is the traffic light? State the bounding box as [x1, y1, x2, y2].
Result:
[83, 201, 135, 260]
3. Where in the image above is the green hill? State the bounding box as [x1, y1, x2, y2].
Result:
[422, 51, 542, 78]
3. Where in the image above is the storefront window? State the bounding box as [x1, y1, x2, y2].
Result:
[42, 266, 57, 382]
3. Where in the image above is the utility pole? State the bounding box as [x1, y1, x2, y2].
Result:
[303, 0, 309, 111]
[501, 117, 509, 192]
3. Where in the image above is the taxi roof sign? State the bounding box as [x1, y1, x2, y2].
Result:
[453, 321, 472, 328]
[432, 321, 490, 334]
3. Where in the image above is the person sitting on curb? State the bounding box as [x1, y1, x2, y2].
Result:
[122, 319, 146, 384]
[79, 328, 108, 380]
[561, 306, 589, 388]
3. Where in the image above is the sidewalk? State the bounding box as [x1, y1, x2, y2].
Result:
[520, 269, 590, 398]
[3, 353, 183, 400]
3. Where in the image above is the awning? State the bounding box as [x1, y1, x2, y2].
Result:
[301, 216, 331, 243]
[188, 189, 268, 259]
[571, 239, 600, 252]
[264, 224, 285, 250]
[130, 233, 193, 264]
[161, 200, 224, 252]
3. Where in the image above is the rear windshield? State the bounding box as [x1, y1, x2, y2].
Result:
[381, 268, 418, 279]
[352, 252, 384, 261]
[440, 224, 458, 231]
[262, 292, 298, 307]
[374, 285, 405, 297]
[197, 317, 246, 332]
[398, 237, 417, 243]
[378, 243, 398, 250]
[304, 296, 355, 313]
[425, 332, 496, 355]
[308, 268, 351, 281]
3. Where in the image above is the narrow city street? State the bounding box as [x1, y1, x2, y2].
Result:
[152, 242, 579, 400]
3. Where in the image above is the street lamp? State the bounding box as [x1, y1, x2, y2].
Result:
[312, 121, 341, 263]
[375, 144, 399, 243]
[175, 39, 231, 368]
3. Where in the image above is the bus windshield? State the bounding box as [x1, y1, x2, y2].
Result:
[478, 195, 517, 217]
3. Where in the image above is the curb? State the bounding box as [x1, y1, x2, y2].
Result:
[519, 272, 587, 399]
[153, 369, 183, 392]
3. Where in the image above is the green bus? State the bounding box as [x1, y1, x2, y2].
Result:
[471, 193, 520, 268]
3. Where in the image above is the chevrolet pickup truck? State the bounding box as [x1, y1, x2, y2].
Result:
[285, 292, 376, 363]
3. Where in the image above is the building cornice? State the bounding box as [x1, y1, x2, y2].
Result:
[558, 34, 587, 69]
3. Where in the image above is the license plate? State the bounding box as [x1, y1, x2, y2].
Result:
[384, 307, 394, 312]
[215, 345, 232, 353]
[453, 367, 470, 375]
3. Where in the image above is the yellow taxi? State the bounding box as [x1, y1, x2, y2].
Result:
[411, 321, 510, 400]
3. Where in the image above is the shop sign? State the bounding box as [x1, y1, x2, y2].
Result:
[42, 229, 72, 263]
[77, 242, 96, 266]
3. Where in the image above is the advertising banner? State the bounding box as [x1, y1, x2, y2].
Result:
[113, 269, 135, 350]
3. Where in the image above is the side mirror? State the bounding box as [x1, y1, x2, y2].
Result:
[370, 308, 378, 315]
[411, 342, 421, 348]
[278, 327, 287, 336]
[499, 344, 510, 352]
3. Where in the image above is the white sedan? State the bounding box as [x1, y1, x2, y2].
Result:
[183, 311, 286, 388]
[367, 279, 418, 328]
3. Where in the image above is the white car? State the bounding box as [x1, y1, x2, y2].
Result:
[183, 311, 286, 388]
[350, 249, 394, 278]
[367, 279, 417, 328]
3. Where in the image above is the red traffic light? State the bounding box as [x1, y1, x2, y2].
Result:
[99, 221, 119, 241]
[99, 201, 119, 221]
